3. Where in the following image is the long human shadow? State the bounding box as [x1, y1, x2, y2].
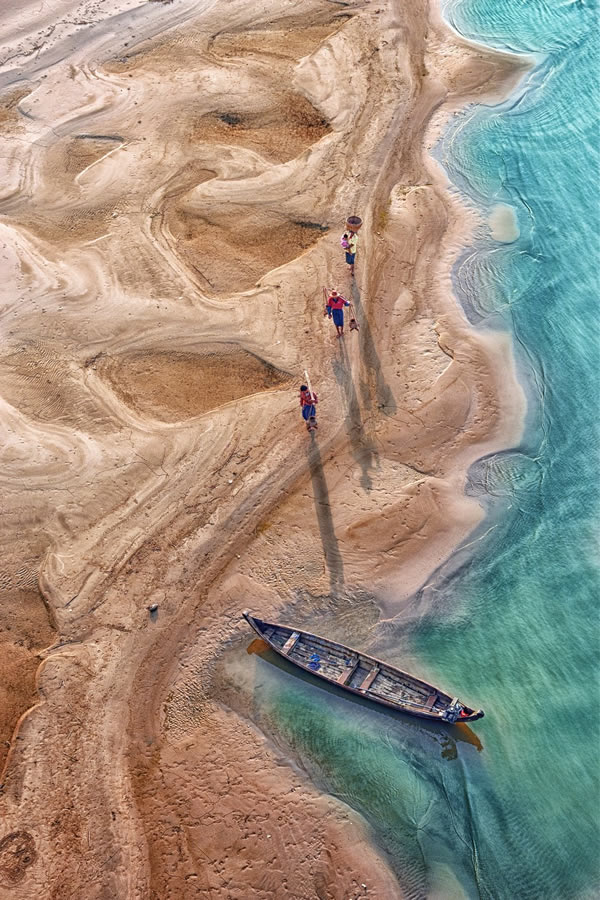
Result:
[307, 436, 344, 594]
[351, 280, 397, 416]
[331, 337, 378, 491]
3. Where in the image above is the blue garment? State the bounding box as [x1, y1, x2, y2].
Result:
[332, 307, 344, 327]
[345, 252, 355, 264]
[302, 404, 316, 421]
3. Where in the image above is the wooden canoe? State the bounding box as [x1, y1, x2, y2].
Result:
[243, 612, 484, 724]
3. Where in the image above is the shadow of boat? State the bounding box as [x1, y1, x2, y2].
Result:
[248, 641, 484, 757]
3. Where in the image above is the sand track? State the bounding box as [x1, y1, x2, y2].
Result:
[0, 0, 527, 896]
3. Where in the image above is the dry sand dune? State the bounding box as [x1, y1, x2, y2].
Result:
[0, 0, 527, 896]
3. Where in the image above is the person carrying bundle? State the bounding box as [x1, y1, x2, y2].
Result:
[325, 289, 350, 337]
[340, 230, 358, 275]
[299, 384, 318, 432]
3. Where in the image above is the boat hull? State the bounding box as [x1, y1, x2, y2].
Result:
[243, 612, 484, 724]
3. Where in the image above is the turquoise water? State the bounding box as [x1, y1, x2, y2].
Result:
[243, 2, 600, 897]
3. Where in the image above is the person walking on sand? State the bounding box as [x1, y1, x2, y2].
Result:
[325, 289, 350, 337]
[299, 384, 318, 432]
[341, 230, 358, 276]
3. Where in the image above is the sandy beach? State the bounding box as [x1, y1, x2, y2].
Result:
[0, 0, 528, 896]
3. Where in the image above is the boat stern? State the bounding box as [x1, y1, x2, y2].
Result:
[444, 698, 485, 724]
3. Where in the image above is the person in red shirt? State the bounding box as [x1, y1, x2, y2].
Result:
[325, 290, 350, 337]
[299, 385, 318, 432]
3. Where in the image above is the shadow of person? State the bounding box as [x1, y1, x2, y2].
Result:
[332, 338, 378, 491]
[351, 281, 397, 416]
[307, 435, 344, 594]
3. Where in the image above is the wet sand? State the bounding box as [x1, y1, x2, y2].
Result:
[0, 0, 528, 896]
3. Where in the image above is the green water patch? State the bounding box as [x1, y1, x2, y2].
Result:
[242, 645, 490, 899]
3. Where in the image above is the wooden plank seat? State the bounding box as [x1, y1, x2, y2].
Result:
[337, 661, 358, 685]
[424, 693, 437, 709]
[359, 666, 380, 692]
[282, 631, 300, 654]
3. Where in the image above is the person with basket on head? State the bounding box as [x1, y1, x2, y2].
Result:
[325, 289, 350, 337]
[340, 230, 358, 276]
[299, 384, 318, 433]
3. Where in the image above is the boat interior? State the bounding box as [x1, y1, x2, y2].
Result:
[261, 621, 451, 715]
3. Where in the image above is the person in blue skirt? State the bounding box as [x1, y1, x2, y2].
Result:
[299, 385, 318, 432]
[341, 231, 358, 275]
[326, 290, 350, 337]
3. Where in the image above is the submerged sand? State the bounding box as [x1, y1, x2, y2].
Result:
[0, 0, 527, 896]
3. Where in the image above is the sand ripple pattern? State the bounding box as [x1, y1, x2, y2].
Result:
[0, 0, 525, 897]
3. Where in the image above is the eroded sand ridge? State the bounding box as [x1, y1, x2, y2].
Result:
[0, 0, 526, 896]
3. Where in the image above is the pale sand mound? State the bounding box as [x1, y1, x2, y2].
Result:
[0, 0, 528, 896]
[0, 342, 117, 431]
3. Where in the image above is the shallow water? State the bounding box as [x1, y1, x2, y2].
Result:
[244, 1, 600, 896]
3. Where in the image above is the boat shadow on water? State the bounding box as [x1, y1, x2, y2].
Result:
[247, 638, 484, 760]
